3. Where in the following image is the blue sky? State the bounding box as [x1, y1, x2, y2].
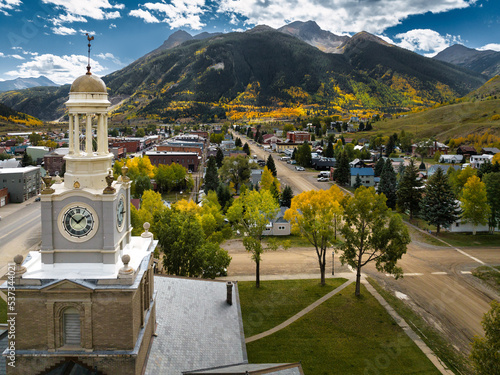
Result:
[0, 0, 498, 85]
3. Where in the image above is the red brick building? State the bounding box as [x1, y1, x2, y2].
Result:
[157, 144, 203, 156]
[0, 187, 9, 207]
[111, 140, 141, 153]
[286, 131, 311, 143]
[145, 151, 200, 172]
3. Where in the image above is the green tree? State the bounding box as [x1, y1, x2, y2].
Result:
[215, 147, 224, 168]
[204, 156, 219, 194]
[450, 165, 477, 196]
[242, 142, 250, 155]
[374, 157, 385, 177]
[285, 186, 345, 285]
[324, 142, 334, 158]
[296, 141, 312, 167]
[226, 190, 280, 288]
[385, 135, 395, 157]
[470, 301, 500, 375]
[461, 175, 491, 235]
[198, 242, 232, 278]
[378, 159, 397, 209]
[219, 155, 251, 192]
[133, 175, 152, 198]
[156, 209, 205, 276]
[216, 183, 233, 212]
[29, 132, 42, 146]
[483, 172, 500, 233]
[234, 137, 242, 147]
[266, 154, 277, 177]
[396, 159, 422, 219]
[280, 185, 294, 208]
[135, 128, 145, 137]
[420, 168, 461, 234]
[353, 174, 362, 189]
[21, 152, 34, 167]
[340, 186, 410, 296]
[333, 151, 350, 185]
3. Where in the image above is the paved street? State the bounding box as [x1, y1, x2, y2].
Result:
[0, 198, 41, 276]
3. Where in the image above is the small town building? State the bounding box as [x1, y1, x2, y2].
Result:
[43, 147, 70, 176]
[0, 166, 41, 202]
[286, 131, 310, 143]
[157, 143, 203, 156]
[146, 150, 200, 172]
[470, 154, 494, 169]
[481, 147, 500, 155]
[439, 154, 463, 164]
[412, 141, 449, 157]
[27, 146, 50, 164]
[456, 145, 477, 158]
[350, 167, 375, 187]
[427, 164, 461, 177]
[263, 207, 291, 236]
[0, 187, 8, 206]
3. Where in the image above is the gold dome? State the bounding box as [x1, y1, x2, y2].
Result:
[70, 73, 107, 93]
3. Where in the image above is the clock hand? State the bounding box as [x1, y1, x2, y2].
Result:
[75, 216, 85, 224]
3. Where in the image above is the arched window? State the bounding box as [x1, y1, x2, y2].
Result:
[63, 307, 81, 346]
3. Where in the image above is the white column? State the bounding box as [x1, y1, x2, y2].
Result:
[86, 113, 92, 155]
[74, 114, 80, 156]
[104, 114, 109, 154]
[68, 114, 74, 155]
[97, 114, 103, 155]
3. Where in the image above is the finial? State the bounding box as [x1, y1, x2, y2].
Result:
[13, 254, 27, 276]
[118, 254, 134, 280]
[103, 170, 116, 194]
[142, 222, 153, 238]
[86, 33, 94, 75]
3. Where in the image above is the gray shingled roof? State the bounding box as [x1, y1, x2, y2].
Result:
[145, 276, 247, 375]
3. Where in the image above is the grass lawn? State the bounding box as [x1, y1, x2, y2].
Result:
[239, 279, 345, 337]
[472, 266, 500, 293]
[241, 280, 442, 375]
[432, 232, 500, 248]
[0, 298, 6, 324]
[367, 278, 471, 375]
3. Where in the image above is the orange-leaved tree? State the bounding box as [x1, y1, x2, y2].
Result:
[284, 185, 344, 286]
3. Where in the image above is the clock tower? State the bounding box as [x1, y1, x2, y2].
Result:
[3, 48, 157, 375]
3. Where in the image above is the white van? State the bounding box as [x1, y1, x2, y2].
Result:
[280, 156, 291, 161]
[318, 171, 330, 178]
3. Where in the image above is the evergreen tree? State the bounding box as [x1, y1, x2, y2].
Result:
[266, 155, 277, 177]
[215, 147, 224, 168]
[204, 156, 219, 194]
[365, 122, 373, 131]
[483, 172, 500, 233]
[396, 159, 422, 219]
[378, 159, 397, 209]
[324, 142, 334, 158]
[420, 167, 461, 233]
[333, 151, 350, 185]
[280, 185, 294, 208]
[291, 148, 297, 160]
[374, 157, 385, 177]
[234, 137, 242, 147]
[269, 180, 281, 204]
[385, 135, 396, 157]
[21, 152, 34, 167]
[353, 174, 362, 189]
[242, 142, 250, 155]
[419, 161, 426, 170]
[216, 183, 232, 212]
[296, 141, 312, 167]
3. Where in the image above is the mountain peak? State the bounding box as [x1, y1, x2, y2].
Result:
[246, 25, 275, 33]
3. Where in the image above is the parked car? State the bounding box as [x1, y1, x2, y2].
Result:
[35, 197, 41, 202]
[317, 176, 329, 182]
[295, 166, 305, 171]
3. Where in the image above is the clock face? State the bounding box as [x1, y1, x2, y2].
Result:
[116, 195, 125, 231]
[63, 206, 95, 238]
[58, 203, 99, 243]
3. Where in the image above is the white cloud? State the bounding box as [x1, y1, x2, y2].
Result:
[42, 0, 124, 28]
[5, 54, 105, 85]
[393, 29, 462, 57]
[129, 9, 159, 23]
[11, 54, 25, 60]
[109, 23, 117, 28]
[478, 43, 500, 52]
[130, 0, 207, 29]
[52, 26, 77, 35]
[0, 0, 22, 16]
[96, 52, 123, 65]
[216, 0, 476, 35]
[79, 29, 96, 35]
[0, 52, 5, 57]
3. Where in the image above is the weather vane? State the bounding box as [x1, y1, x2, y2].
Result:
[86, 33, 94, 75]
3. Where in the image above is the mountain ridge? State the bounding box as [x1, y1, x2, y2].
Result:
[434, 44, 500, 78]
[0, 76, 56, 92]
